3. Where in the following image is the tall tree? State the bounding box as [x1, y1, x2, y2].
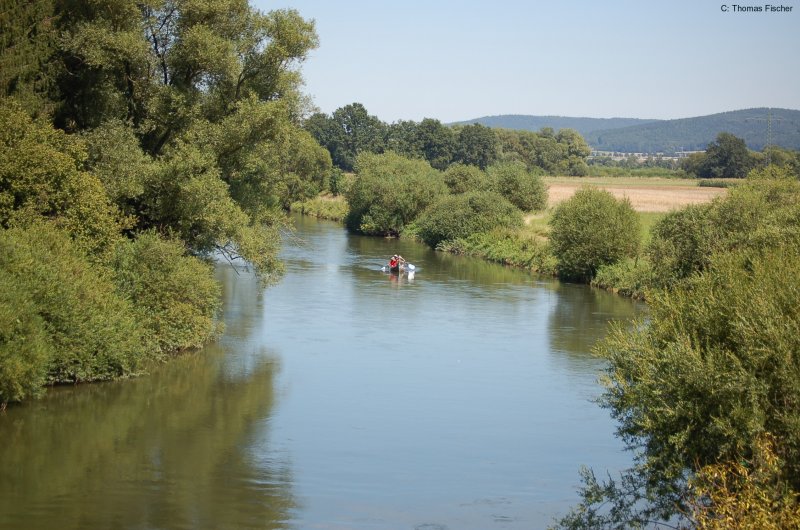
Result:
[454, 123, 497, 169]
[693, 132, 757, 178]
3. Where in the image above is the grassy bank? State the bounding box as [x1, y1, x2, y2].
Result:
[290, 193, 348, 222]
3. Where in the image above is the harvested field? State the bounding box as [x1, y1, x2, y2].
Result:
[544, 178, 727, 212]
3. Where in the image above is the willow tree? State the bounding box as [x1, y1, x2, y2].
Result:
[3, 0, 328, 278]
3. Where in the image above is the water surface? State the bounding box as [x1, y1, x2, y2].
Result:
[0, 215, 641, 529]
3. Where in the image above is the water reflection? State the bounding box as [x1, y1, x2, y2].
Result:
[547, 282, 641, 360]
[0, 267, 293, 530]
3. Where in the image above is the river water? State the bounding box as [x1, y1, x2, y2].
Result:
[0, 215, 641, 530]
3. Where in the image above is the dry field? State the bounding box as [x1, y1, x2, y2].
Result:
[544, 177, 727, 213]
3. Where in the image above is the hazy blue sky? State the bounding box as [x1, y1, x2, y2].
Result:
[253, 0, 799, 123]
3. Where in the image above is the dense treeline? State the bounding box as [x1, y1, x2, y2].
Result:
[452, 115, 659, 137]
[0, 0, 330, 405]
[304, 102, 591, 175]
[681, 132, 800, 179]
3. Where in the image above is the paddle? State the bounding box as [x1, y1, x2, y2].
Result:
[381, 261, 416, 272]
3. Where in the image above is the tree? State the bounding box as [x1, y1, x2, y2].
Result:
[548, 187, 640, 281]
[345, 152, 447, 236]
[487, 160, 548, 211]
[415, 118, 456, 170]
[454, 123, 498, 169]
[692, 132, 757, 178]
[0, 100, 125, 258]
[48, 1, 321, 276]
[325, 103, 387, 171]
[0, 0, 58, 115]
[555, 128, 591, 176]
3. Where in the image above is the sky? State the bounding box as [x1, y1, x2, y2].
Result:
[252, 0, 800, 123]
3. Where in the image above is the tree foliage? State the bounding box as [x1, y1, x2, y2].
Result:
[0, 224, 147, 396]
[0, 0, 326, 402]
[416, 191, 523, 248]
[647, 173, 800, 288]
[682, 132, 758, 179]
[345, 152, 447, 236]
[487, 160, 548, 211]
[113, 231, 222, 355]
[687, 435, 800, 530]
[549, 187, 640, 281]
[443, 163, 492, 194]
[0, 100, 126, 257]
[556, 175, 800, 528]
[453, 123, 498, 169]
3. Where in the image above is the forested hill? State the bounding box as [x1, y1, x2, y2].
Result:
[456, 108, 800, 154]
[452, 115, 658, 137]
[586, 108, 800, 153]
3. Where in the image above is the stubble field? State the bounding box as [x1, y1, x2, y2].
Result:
[544, 177, 727, 213]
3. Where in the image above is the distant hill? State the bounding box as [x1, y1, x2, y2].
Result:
[584, 108, 800, 153]
[451, 115, 659, 138]
[455, 108, 800, 153]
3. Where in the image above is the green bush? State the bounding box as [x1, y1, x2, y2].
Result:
[113, 231, 222, 355]
[0, 274, 52, 404]
[442, 163, 491, 194]
[345, 152, 447, 235]
[709, 177, 800, 252]
[0, 100, 125, 258]
[487, 160, 548, 211]
[592, 257, 654, 299]
[549, 186, 640, 281]
[415, 191, 523, 248]
[647, 204, 714, 287]
[0, 224, 146, 388]
[556, 244, 800, 528]
[604, 245, 800, 496]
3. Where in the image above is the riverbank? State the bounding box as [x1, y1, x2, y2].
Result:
[291, 177, 727, 299]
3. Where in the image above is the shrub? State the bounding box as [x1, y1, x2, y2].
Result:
[592, 257, 654, 299]
[548, 186, 640, 281]
[415, 191, 523, 248]
[446, 227, 556, 274]
[647, 204, 714, 287]
[442, 163, 491, 194]
[345, 152, 447, 235]
[697, 178, 741, 188]
[0, 224, 146, 387]
[0, 275, 52, 404]
[487, 160, 548, 211]
[688, 435, 800, 530]
[708, 177, 800, 253]
[113, 231, 222, 355]
[556, 244, 800, 528]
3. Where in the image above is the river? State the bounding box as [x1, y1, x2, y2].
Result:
[0, 214, 642, 529]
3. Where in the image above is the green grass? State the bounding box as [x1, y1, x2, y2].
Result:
[637, 212, 667, 246]
[586, 166, 687, 179]
[290, 194, 348, 222]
